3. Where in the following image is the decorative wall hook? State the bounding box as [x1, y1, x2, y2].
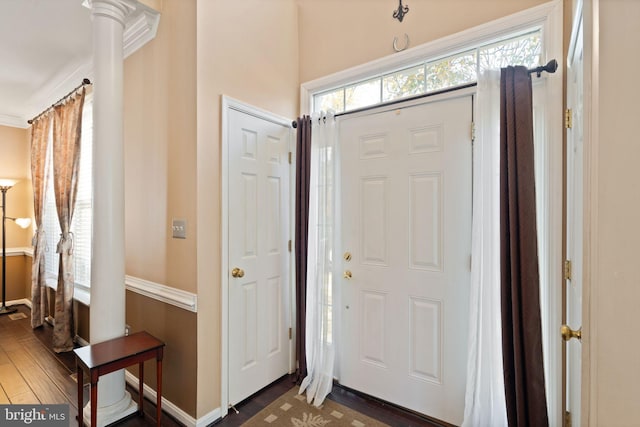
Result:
[393, 0, 409, 22]
[393, 34, 410, 52]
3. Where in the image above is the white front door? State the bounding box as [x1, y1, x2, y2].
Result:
[339, 95, 472, 425]
[565, 10, 584, 426]
[227, 106, 291, 405]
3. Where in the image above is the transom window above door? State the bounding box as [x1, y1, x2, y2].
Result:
[313, 30, 541, 114]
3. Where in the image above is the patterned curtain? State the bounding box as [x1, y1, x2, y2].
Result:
[30, 112, 53, 329]
[499, 66, 549, 426]
[51, 88, 85, 353]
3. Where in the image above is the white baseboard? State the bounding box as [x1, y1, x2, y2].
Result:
[74, 335, 89, 347]
[124, 371, 220, 427]
[7, 298, 32, 308]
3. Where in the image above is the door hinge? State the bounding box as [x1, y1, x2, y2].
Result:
[471, 122, 476, 142]
[288, 151, 292, 164]
[288, 240, 292, 252]
[565, 108, 573, 129]
[565, 410, 572, 427]
[289, 327, 292, 340]
[564, 259, 572, 281]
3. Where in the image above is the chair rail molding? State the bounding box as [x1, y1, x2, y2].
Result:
[125, 275, 197, 312]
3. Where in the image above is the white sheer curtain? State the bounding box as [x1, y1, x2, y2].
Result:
[299, 111, 339, 407]
[462, 70, 508, 427]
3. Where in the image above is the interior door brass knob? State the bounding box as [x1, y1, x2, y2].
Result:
[231, 267, 245, 278]
[560, 324, 582, 342]
[344, 270, 352, 279]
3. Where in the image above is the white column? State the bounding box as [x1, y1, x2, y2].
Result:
[87, 0, 137, 425]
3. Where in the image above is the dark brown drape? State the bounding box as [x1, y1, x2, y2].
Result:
[294, 116, 312, 384]
[499, 66, 549, 427]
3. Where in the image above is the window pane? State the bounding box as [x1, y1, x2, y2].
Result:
[73, 98, 93, 288]
[479, 32, 542, 71]
[426, 51, 477, 92]
[345, 78, 381, 111]
[382, 65, 425, 102]
[315, 89, 345, 113]
[43, 95, 93, 290]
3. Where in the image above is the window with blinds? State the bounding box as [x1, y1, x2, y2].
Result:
[43, 95, 93, 294]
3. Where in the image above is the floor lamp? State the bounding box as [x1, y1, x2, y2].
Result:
[0, 179, 31, 316]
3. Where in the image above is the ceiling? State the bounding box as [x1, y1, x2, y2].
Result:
[0, 0, 93, 128]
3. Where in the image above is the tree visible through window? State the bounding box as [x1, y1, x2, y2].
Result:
[313, 30, 542, 114]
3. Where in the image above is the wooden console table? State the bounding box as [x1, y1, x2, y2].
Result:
[73, 331, 165, 427]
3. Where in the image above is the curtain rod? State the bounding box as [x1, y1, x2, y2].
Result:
[528, 59, 558, 77]
[27, 78, 92, 125]
[291, 59, 558, 129]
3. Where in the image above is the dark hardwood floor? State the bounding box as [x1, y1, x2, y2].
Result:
[1, 304, 450, 427]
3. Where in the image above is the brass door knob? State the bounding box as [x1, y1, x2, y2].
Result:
[560, 324, 582, 342]
[344, 270, 352, 279]
[231, 267, 245, 278]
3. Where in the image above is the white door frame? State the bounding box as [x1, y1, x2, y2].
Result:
[566, 2, 585, 425]
[579, 0, 596, 423]
[299, 1, 563, 425]
[221, 95, 295, 418]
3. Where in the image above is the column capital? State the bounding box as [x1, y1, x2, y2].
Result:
[83, 0, 160, 58]
[83, 0, 136, 26]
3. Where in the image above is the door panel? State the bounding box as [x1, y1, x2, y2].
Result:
[228, 108, 290, 405]
[339, 96, 472, 425]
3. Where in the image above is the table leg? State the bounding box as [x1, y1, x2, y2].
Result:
[156, 350, 163, 427]
[90, 372, 98, 427]
[138, 362, 144, 416]
[77, 364, 83, 427]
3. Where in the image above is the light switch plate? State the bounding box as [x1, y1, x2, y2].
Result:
[172, 219, 186, 239]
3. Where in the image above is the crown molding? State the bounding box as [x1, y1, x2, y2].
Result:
[123, 4, 160, 58]
[0, 114, 28, 129]
[0, 0, 160, 129]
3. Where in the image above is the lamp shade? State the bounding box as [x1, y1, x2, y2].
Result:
[13, 218, 31, 229]
[0, 179, 17, 189]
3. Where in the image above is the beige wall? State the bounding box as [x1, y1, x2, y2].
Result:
[125, 290, 197, 415]
[124, 0, 197, 293]
[196, 0, 299, 417]
[0, 256, 29, 300]
[298, 0, 550, 83]
[590, 0, 640, 424]
[0, 124, 33, 303]
[0, 125, 33, 248]
[123, 0, 199, 418]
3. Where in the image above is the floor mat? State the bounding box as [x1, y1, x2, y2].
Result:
[242, 387, 390, 427]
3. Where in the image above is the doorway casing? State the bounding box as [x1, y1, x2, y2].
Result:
[220, 95, 296, 419]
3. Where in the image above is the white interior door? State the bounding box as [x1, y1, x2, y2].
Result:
[565, 10, 584, 427]
[227, 107, 291, 405]
[339, 95, 472, 425]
